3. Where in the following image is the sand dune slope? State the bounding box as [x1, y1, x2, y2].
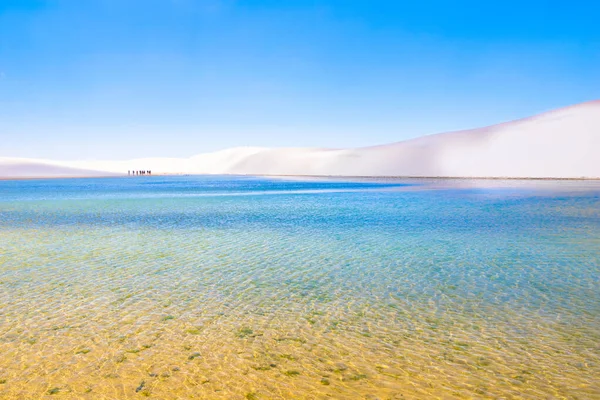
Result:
[1, 100, 598, 179]
[0, 157, 115, 179]
[216, 100, 600, 178]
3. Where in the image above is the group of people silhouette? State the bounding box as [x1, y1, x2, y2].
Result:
[128, 170, 151, 176]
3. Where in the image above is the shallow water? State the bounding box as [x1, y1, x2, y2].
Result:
[0, 176, 599, 399]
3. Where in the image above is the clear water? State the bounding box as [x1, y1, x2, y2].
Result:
[0, 176, 599, 399]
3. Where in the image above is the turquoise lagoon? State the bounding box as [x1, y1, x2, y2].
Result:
[0, 176, 599, 399]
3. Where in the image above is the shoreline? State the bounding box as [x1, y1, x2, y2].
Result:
[1, 173, 599, 182]
[0, 174, 123, 181]
[255, 174, 600, 181]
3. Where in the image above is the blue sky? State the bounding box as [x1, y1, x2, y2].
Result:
[1, 0, 599, 160]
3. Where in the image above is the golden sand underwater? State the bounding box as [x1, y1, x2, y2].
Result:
[1, 178, 599, 399]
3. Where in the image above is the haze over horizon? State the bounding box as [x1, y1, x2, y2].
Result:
[1, 0, 599, 160]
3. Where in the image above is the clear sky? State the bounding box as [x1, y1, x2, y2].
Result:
[1, 0, 599, 160]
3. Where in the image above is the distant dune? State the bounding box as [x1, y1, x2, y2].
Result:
[1, 100, 599, 179]
[0, 157, 117, 179]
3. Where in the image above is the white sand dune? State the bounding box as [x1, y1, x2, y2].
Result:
[0, 157, 117, 179]
[1, 100, 599, 179]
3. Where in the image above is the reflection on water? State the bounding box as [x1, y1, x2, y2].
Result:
[0, 177, 599, 399]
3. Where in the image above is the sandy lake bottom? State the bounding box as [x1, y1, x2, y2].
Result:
[1, 176, 599, 399]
